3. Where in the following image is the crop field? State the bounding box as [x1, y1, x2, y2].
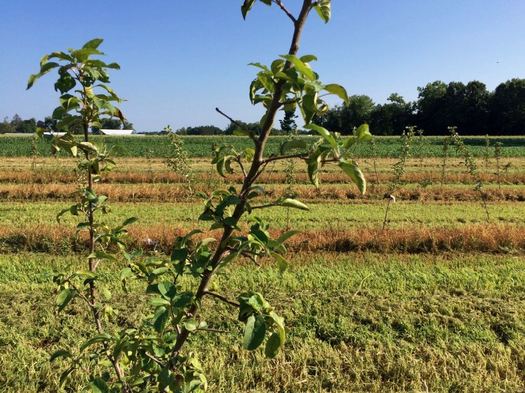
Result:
[1, 136, 525, 392]
[2, 134, 525, 157]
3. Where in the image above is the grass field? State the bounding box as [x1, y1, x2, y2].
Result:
[2, 253, 525, 392]
[1, 136, 524, 392]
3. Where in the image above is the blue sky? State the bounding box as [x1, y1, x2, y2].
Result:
[1, 1, 524, 131]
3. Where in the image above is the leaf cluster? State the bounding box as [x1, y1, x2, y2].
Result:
[28, 38, 125, 134]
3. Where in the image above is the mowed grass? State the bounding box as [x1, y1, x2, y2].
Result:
[1, 200, 524, 229]
[1, 252, 525, 392]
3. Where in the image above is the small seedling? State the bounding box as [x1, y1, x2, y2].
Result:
[494, 141, 503, 190]
[449, 126, 490, 222]
[164, 125, 194, 195]
[382, 126, 415, 230]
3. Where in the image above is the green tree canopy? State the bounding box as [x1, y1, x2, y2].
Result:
[490, 78, 525, 135]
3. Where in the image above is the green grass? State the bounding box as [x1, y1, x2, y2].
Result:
[1, 200, 523, 230]
[2, 134, 525, 158]
[1, 252, 524, 392]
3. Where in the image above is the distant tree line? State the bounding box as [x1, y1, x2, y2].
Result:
[316, 78, 525, 135]
[174, 120, 282, 136]
[0, 115, 133, 134]
[3, 78, 524, 136]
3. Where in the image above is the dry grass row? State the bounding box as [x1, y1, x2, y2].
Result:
[1, 182, 524, 202]
[2, 169, 524, 185]
[0, 223, 522, 255]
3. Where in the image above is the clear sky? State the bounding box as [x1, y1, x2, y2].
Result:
[1, 1, 524, 132]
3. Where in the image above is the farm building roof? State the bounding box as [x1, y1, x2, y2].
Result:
[99, 129, 134, 136]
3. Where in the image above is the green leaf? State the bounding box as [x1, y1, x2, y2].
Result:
[159, 368, 171, 391]
[249, 62, 270, 72]
[301, 92, 318, 124]
[87, 251, 116, 262]
[80, 334, 111, 352]
[56, 288, 75, 311]
[82, 38, 104, 50]
[324, 83, 349, 104]
[265, 311, 285, 357]
[339, 159, 366, 194]
[88, 377, 109, 393]
[241, 0, 256, 19]
[238, 292, 271, 321]
[281, 55, 315, 80]
[354, 123, 372, 142]
[54, 72, 76, 94]
[184, 319, 199, 332]
[50, 349, 72, 362]
[78, 141, 99, 154]
[305, 124, 337, 148]
[150, 297, 171, 307]
[264, 332, 282, 358]
[270, 251, 289, 273]
[271, 59, 285, 74]
[278, 198, 309, 211]
[120, 267, 134, 281]
[122, 216, 138, 227]
[300, 54, 318, 63]
[243, 315, 267, 350]
[71, 47, 103, 62]
[314, 0, 331, 23]
[152, 306, 169, 332]
[277, 230, 300, 244]
[157, 282, 175, 298]
[27, 62, 60, 89]
[171, 248, 188, 263]
[59, 366, 75, 386]
[307, 154, 322, 188]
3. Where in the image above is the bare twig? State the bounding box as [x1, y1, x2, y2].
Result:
[215, 107, 247, 133]
[144, 352, 165, 367]
[352, 274, 372, 300]
[197, 327, 229, 334]
[236, 157, 248, 178]
[262, 153, 308, 165]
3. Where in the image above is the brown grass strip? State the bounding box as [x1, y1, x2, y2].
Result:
[2, 169, 525, 185]
[0, 183, 524, 202]
[0, 224, 522, 255]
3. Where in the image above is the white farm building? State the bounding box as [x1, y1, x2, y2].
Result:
[99, 129, 134, 136]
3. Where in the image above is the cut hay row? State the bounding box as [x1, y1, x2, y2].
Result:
[0, 223, 522, 255]
[1, 168, 525, 185]
[1, 182, 524, 202]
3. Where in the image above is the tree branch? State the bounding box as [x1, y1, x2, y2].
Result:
[144, 352, 165, 367]
[273, 0, 297, 23]
[262, 153, 308, 165]
[236, 157, 248, 178]
[215, 107, 245, 132]
[203, 291, 240, 308]
[197, 327, 229, 334]
[250, 203, 276, 210]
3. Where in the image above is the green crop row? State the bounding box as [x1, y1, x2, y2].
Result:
[2, 134, 525, 158]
